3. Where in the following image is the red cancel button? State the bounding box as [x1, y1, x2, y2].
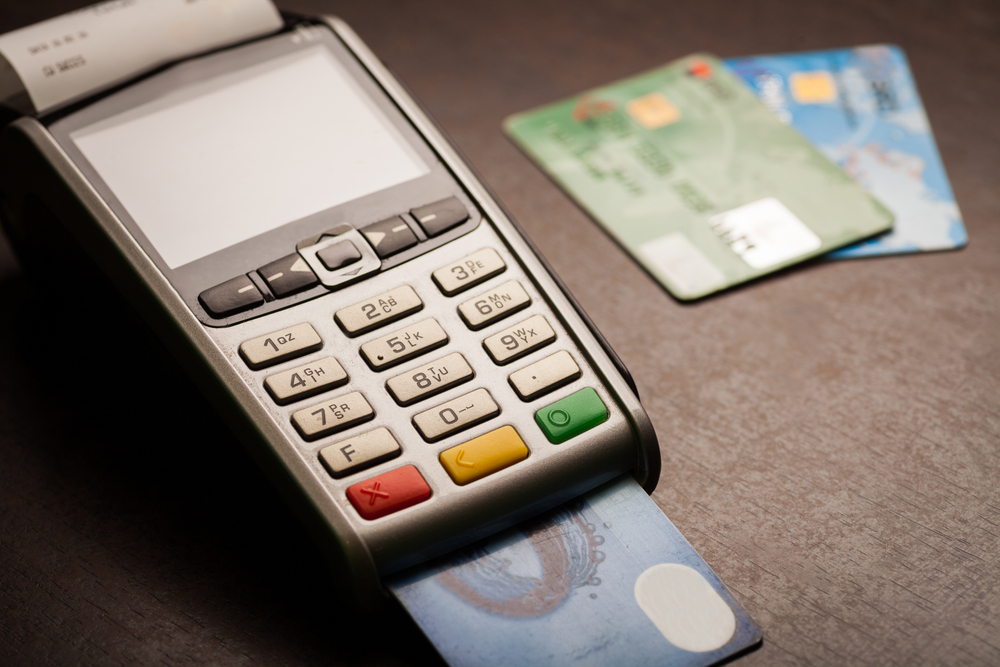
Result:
[347, 465, 432, 520]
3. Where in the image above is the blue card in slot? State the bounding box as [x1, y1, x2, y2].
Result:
[388, 476, 761, 666]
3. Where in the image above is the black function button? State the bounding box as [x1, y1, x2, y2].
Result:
[411, 197, 470, 237]
[361, 216, 418, 258]
[258, 253, 319, 298]
[317, 240, 362, 271]
[199, 275, 264, 318]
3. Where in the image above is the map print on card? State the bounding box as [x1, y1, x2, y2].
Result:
[726, 45, 967, 258]
[504, 54, 893, 300]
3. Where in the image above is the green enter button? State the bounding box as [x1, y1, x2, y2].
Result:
[534, 387, 609, 444]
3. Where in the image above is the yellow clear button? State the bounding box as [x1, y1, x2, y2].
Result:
[439, 425, 529, 486]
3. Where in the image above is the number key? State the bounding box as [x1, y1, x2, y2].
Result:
[335, 285, 423, 337]
[239, 323, 322, 370]
[360, 318, 449, 371]
[458, 280, 531, 330]
[483, 315, 556, 365]
[264, 357, 348, 405]
[292, 391, 374, 441]
[432, 248, 506, 296]
[412, 388, 500, 442]
[386, 352, 475, 405]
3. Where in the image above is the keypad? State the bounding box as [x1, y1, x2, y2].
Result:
[197, 199, 475, 323]
[234, 244, 614, 522]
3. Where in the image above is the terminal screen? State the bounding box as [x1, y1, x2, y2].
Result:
[72, 46, 429, 269]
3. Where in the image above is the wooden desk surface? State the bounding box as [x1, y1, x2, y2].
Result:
[1, 1, 997, 665]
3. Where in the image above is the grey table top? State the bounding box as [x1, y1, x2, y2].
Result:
[1, 1, 997, 665]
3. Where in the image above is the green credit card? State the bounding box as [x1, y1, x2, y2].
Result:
[504, 54, 894, 300]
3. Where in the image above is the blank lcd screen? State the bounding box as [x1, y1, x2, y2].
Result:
[71, 46, 429, 269]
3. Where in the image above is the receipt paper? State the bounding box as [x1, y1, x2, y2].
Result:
[0, 0, 282, 115]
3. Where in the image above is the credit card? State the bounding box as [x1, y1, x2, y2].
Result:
[725, 45, 967, 258]
[503, 54, 893, 300]
[388, 476, 762, 667]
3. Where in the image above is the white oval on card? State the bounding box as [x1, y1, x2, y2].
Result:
[634, 563, 737, 653]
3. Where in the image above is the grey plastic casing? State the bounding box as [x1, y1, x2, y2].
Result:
[0, 16, 659, 610]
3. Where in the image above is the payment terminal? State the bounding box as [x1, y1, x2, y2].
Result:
[0, 11, 659, 608]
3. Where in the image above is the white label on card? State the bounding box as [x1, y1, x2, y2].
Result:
[0, 0, 282, 114]
[708, 197, 821, 269]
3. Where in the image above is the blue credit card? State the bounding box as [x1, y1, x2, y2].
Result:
[725, 45, 967, 258]
[388, 476, 761, 666]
